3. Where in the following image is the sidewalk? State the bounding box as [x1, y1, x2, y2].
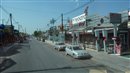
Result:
[86, 48, 130, 72]
[45, 40, 55, 45]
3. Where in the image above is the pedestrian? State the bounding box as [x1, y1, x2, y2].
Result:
[83, 43, 86, 50]
[115, 37, 121, 55]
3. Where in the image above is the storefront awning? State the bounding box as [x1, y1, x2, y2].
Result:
[69, 26, 86, 32]
[94, 23, 120, 29]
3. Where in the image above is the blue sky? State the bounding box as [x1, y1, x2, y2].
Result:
[0, 0, 129, 34]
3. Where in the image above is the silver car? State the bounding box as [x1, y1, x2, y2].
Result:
[65, 45, 91, 59]
[54, 42, 66, 51]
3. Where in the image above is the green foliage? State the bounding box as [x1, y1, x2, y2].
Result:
[33, 30, 42, 37]
[50, 18, 56, 25]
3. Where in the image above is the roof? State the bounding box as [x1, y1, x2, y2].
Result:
[94, 23, 120, 29]
[69, 26, 86, 32]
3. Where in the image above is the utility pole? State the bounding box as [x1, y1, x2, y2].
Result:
[9, 13, 14, 42]
[25, 27, 26, 35]
[10, 13, 13, 26]
[61, 13, 63, 33]
[9, 13, 14, 34]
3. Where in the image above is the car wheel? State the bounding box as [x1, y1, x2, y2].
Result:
[65, 52, 68, 56]
[73, 53, 77, 59]
[58, 48, 60, 51]
[54, 48, 57, 50]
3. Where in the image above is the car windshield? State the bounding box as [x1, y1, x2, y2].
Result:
[73, 46, 82, 50]
[1, 0, 129, 73]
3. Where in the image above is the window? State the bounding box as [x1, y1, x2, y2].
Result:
[73, 46, 82, 50]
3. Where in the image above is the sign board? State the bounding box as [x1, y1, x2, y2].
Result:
[119, 11, 129, 23]
[110, 13, 121, 24]
[86, 14, 102, 27]
[72, 13, 86, 25]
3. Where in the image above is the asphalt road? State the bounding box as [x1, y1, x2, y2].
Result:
[2, 38, 124, 73]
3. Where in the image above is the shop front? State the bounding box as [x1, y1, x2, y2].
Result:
[69, 10, 130, 55]
[69, 13, 86, 45]
[90, 11, 130, 55]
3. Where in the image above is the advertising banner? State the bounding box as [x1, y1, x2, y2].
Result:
[72, 13, 86, 25]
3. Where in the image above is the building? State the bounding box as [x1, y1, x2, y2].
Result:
[69, 10, 130, 55]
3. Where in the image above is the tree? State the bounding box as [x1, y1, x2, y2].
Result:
[34, 31, 38, 37]
[50, 18, 56, 25]
[33, 30, 42, 37]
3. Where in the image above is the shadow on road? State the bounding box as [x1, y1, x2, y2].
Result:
[0, 45, 22, 56]
[0, 42, 30, 72]
[0, 58, 16, 72]
[0, 41, 30, 57]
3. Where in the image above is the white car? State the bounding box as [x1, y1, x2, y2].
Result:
[54, 42, 66, 51]
[65, 45, 91, 59]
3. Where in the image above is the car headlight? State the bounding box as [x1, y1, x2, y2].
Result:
[75, 53, 79, 56]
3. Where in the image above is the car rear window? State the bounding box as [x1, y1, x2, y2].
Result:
[73, 46, 82, 50]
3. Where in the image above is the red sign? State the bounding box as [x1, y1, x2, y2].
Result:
[95, 37, 98, 40]
[103, 37, 106, 41]
[79, 22, 84, 26]
[115, 44, 121, 54]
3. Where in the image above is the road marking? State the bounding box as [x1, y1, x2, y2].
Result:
[89, 69, 107, 73]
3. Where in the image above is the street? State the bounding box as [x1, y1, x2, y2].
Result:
[2, 38, 124, 73]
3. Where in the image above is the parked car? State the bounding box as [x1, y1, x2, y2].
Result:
[54, 42, 66, 51]
[65, 45, 92, 59]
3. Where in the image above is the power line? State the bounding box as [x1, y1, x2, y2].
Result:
[0, 5, 10, 15]
[63, 0, 94, 15]
[47, 0, 94, 29]
[55, 16, 61, 22]
[5, 17, 9, 25]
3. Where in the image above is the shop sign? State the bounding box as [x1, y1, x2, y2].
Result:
[79, 22, 85, 26]
[72, 13, 86, 25]
[110, 13, 121, 24]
